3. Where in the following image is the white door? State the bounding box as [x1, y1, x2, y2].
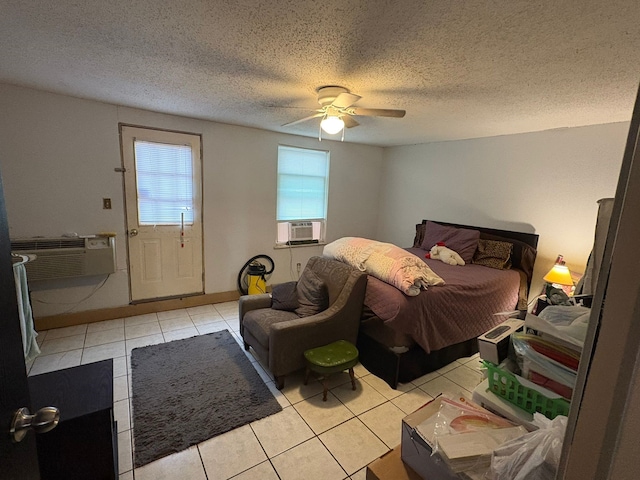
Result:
[120, 126, 203, 302]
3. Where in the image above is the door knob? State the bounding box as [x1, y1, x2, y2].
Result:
[129, 228, 139, 237]
[10, 406, 60, 443]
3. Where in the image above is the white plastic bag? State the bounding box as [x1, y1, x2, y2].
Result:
[489, 413, 567, 480]
[531, 306, 590, 347]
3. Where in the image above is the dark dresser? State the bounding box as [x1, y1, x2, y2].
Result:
[28, 359, 118, 480]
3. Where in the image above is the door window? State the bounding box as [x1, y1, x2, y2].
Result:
[134, 140, 194, 225]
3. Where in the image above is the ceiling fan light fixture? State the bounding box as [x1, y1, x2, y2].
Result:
[320, 115, 345, 135]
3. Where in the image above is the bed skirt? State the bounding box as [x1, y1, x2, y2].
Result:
[356, 325, 479, 389]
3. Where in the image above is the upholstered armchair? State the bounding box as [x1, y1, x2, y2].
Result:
[239, 256, 367, 389]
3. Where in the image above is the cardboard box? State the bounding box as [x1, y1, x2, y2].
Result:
[366, 446, 422, 480]
[477, 318, 524, 364]
[401, 398, 459, 480]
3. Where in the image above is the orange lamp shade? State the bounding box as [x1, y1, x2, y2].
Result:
[543, 263, 573, 286]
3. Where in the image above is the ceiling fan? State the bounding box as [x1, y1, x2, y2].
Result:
[281, 86, 406, 140]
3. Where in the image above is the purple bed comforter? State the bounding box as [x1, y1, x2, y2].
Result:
[364, 247, 521, 353]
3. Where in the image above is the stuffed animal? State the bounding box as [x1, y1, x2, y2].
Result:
[425, 242, 465, 266]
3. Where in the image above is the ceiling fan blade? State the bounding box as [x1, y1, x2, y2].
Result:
[267, 105, 318, 110]
[332, 92, 362, 108]
[349, 107, 406, 118]
[343, 115, 359, 128]
[282, 112, 324, 127]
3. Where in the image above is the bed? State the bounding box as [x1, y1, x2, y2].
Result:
[325, 220, 538, 389]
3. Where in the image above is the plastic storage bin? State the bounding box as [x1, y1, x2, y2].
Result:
[483, 361, 570, 419]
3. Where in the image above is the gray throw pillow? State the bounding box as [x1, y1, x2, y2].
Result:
[295, 269, 329, 317]
[271, 281, 299, 311]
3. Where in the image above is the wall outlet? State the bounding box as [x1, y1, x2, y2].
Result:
[296, 262, 301, 272]
[103, 198, 112, 209]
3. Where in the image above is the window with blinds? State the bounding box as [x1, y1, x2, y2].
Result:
[276, 145, 329, 244]
[134, 140, 194, 225]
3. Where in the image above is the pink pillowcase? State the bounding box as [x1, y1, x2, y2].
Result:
[420, 221, 481, 263]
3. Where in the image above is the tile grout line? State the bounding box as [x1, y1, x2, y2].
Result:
[195, 442, 210, 480]
[315, 415, 388, 478]
[290, 376, 396, 476]
[245, 422, 284, 480]
[289, 392, 352, 477]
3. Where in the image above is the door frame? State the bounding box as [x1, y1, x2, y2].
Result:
[118, 123, 205, 303]
[558, 86, 640, 478]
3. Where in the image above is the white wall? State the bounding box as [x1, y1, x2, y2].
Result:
[377, 124, 628, 297]
[1, 82, 629, 316]
[0, 84, 384, 316]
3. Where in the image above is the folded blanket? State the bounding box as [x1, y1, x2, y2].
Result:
[323, 237, 444, 296]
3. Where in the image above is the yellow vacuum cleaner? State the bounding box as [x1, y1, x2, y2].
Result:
[238, 255, 274, 295]
[247, 261, 267, 294]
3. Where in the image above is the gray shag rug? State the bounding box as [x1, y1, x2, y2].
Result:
[131, 330, 282, 467]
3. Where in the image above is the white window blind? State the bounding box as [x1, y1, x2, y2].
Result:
[134, 140, 194, 225]
[277, 146, 329, 221]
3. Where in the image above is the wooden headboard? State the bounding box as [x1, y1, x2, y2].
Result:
[424, 220, 538, 248]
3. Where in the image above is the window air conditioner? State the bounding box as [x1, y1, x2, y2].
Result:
[288, 222, 314, 242]
[10, 236, 116, 281]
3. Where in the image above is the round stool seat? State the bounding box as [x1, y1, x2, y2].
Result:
[304, 340, 359, 401]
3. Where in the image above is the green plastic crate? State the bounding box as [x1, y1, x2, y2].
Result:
[483, 361, 570, 419]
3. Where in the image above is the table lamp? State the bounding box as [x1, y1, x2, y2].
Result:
[543, 255, 574, 300]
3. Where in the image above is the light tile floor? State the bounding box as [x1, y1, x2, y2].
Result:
[28, 301, 484, 480]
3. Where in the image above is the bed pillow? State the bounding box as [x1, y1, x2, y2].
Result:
[295, 269, 329, 317]
[413, 221, 427, 248]
[479, 233, 537, 284]
[271, 281, 299, 311]
[421, 221, 481, 263]
[472, 239, 513, 269]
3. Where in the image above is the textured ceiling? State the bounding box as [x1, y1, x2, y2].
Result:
[1, 0, 640, 146]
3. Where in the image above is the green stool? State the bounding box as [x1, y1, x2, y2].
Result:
[304, 340, 359, 401]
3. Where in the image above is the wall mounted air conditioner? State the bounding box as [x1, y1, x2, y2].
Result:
[288, 222, 314, 242]
[10, 236, 116, 281]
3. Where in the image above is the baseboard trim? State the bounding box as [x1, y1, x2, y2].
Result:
[35, 291, 240, 331]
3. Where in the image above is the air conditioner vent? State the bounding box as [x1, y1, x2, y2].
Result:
[11, 238, 86, 251]
[11, 236, 116, 281]
[289, 222, 314, 242]
[29, 254, 87, 280]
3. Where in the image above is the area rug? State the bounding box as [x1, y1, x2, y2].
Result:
[131, 330, 282, 467]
